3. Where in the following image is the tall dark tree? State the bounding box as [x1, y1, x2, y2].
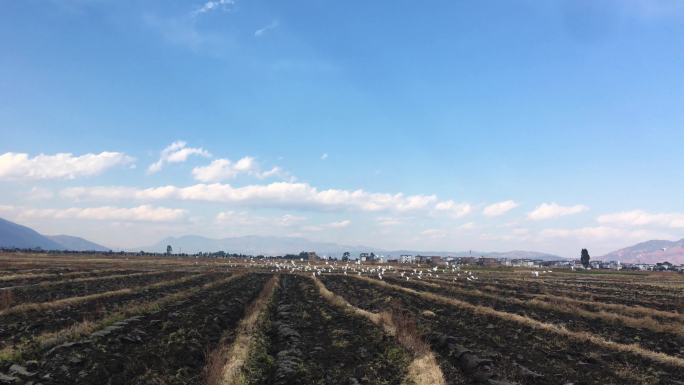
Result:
[166, 245, 172, 255]
[580, 248, 590, 268]
[342, 252, 350, 262]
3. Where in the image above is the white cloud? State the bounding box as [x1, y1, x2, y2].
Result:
[215, 211, 305, 227]
[278, 214, 308, 227]
[483, 200, 519, 217]
[301, 220, 351, 232]
[512, 227, 530, 236]
[192, 157, 284, 182]
[27, 187, 54, 201]
[192, 158, 246, 181]
[18, 205, 186, 222]
[528, 202, 589, 221]
[148, 141, 210, 174]
[254, 20, 279, 37]
[0, 205, 15, 212]
[538, 226, 670, 242]
[328, 219, 351, 228]
[540, 226, 621, 239]
[320, 153, 328, 160]
[215, 210, 250, 224]
[0, 152, 133, 181]
[215, 211, 347, 233]
[376, 216, 402, 226]
[457, 222, 476, 230]
[435, 200, 472, 217]
[61, 182, 439, 213]
[421, 229, 447, 238]
[597, 210, 684, 228]
[192, 0, 235, 16]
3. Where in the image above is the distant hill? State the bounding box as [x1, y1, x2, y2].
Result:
[0, 217, 109, 251]
[47, 235, 109, 252]
[480, 250, 566, 261]
[601, 238, 684, 264]
[135, 234, 565, 260]
[379, 249, 565, 261]
[135, 235, 373, 256]
[0, 217, 64, 250]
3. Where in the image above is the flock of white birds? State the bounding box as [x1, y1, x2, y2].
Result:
[203, 258, 553, 283]
[251, 259, 490, 282]
[241, 258, 558, 283]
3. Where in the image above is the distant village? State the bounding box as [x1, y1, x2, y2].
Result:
[294, 251, 684, 273]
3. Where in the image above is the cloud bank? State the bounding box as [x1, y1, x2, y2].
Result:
[148, 141, 210, 174]
[483, 200, 518, 217]
[597, 210, 684, 228]
[192, 157, 283, 182]
[0, 152, 133, 180]
[62, 182, 446, 214]
[528, 202, 589, 220]
[16, 205, 186, 222]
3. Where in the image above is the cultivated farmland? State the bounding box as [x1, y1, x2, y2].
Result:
[0, 253, 683, 384]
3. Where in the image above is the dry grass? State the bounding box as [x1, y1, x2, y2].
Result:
[314, 275, 381, 323]
[531, 293, 684, 323]
[526, 298, 684, 336]
[0, 268, 135, 284]
[0, 290, 13, 311]
[204, 275, 280, 385]
[0, 274, 242, 363]
[519, 278, 683, 299]
[0, 272, 58, 282]
[313, 277, 445, 385]
[416, 276, 684, 337]
[355, 276, 684, 369]
[6, 270, 168, 291]
[0, 273, 204, 317]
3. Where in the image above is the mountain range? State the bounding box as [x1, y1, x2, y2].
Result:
[600, 238, 684, 264]
[0, 217, 109, 251]
[1, 216, 682, 263]
[136, 234, 566, 261]
[135, 235, 375, 256]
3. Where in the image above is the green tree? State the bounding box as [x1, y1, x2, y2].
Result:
[166, 245, 173, 255]
[342, 252, 350, 262]
[581, 248, 590, 268]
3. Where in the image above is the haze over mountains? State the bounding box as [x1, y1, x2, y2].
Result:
[1, 216, 682, 263]
[45, 235, 110, 252]
[136, 234, 566, 261]
[600, 239, 684, 264]
[0, 217, 109, 251]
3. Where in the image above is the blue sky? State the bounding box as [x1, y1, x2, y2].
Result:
[1, 0, 684, 256]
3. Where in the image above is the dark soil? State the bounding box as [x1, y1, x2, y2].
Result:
[0, 269, 141, 289]
[6, 271, 187, 305]
[4, 273, 270, 385]
[321, 275, 684, 385]
[453, 276, 684, 312]
[246, 274, 412, 385]
[383, 276, 684, 358]
[0, 273, 222, 350]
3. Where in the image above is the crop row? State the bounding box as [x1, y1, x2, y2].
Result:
[2, 270, 188, 305]
[3, 273, 269, 384]
[0, 273, 221, 352]
[384, 275, 684, 358]
[321, 274, 684, 385]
